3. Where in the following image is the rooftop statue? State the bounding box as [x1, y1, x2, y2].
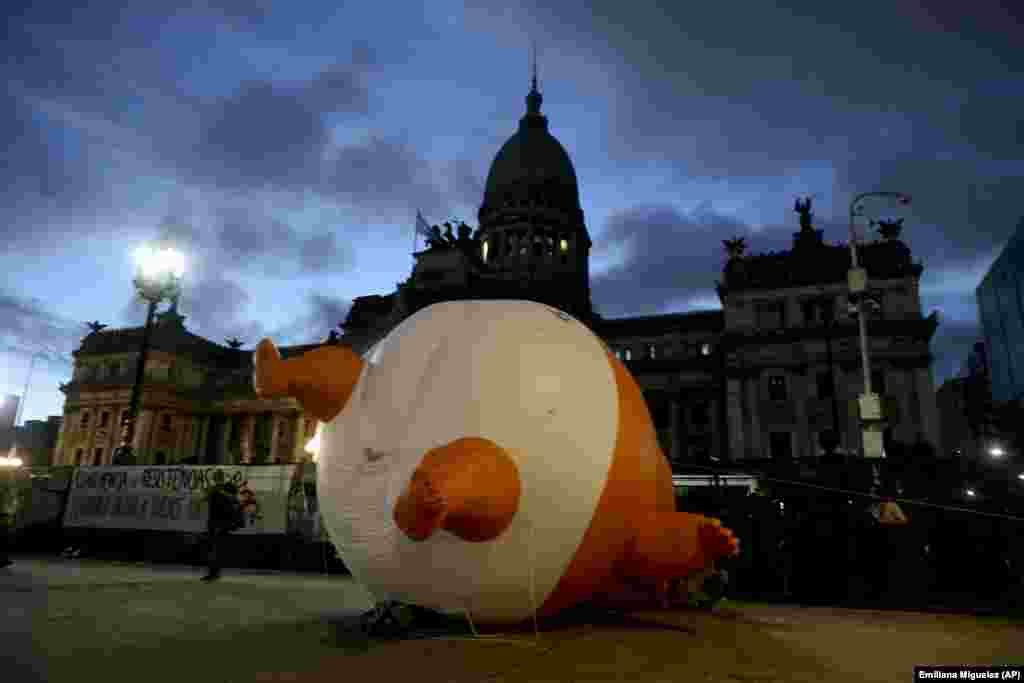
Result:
[723, 237, 747, 260]
[794, 197, 813, 231]
[874, 217, 905, 240]
[225, 337, 244, 350]
[85, 321, 107, 335]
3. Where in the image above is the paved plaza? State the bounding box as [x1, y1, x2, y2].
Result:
[3, 555, 1021, 682]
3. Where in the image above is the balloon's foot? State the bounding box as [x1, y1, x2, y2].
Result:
[358, 601, 415, 639]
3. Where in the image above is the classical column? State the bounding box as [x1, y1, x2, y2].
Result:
[240, 414, 255, 464]
[726, 378, 745, 461]
[219, 416, 233, 464]
[745, 376, 762, 459]
[196, 416, 210, 464]
[268, 413, 281, 463]
[131, 410, 151, 457]
[791, 373, 809, 459]
[174, 416, 189, 462]
[915, 366, 941, 451]
[291, 413, 306, 462]
[669, 398, 682, 463]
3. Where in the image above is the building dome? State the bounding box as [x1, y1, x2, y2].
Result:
[481, 81, 580, 212]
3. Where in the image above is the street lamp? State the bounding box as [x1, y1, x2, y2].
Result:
[848, 191, 912, 459]
[305, 423, 322, 463]
[111, 241, 185, 465]
[988, 444, 1005, 458]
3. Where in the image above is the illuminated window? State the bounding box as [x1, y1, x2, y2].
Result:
[648, 344, 657, 359]
[482, 240, 489, 262]
[559, 238, 569, 252]
[624, 348, 633, 361]
[700, 342, 713, 356]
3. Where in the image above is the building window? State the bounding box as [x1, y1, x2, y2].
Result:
[756, 301, 787, 329]
[769, 432, 793, 460]
[614, 349, 623, 360]
[559, 237, 569, 253]
[80, 412, 91, 428]
[648, 344, 657, 359]
[75, 449, 85, 465]
[802, 298, 835, 326]
[161, 414, 172, 430]
[700, 342, 713, 357]
[871, 369, 887, 395]
[93, 448, 104, 465]
[623, 348, 633, 361]
[768, 375, 788, 401]
[816, 371, 834, 398]
[99, 411, 110, 428]
[482, 239, 490, 262]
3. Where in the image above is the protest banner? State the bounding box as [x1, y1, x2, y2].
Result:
[63, 465, 298, 534]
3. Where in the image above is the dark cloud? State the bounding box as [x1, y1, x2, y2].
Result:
[213, 207, 350, 277]
[185, 61, 371, 192]
[445, 156, 487, 211]
[0, 291, 84, 365]
[929, 318, 983, 386]
[591, 202, 796, 317]
[325, 135, 447, 217]
[250, 292, 352, 347]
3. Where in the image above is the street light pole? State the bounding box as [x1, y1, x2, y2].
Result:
[112, 241, 185, 466]
[117, 299, 159, 463]
[847, 190, 911, 459]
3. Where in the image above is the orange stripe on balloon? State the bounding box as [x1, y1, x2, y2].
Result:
[536, 349, 673, 618]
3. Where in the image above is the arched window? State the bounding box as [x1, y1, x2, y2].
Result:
[648, 344, 657, 359]
[482, 240, 490, 262]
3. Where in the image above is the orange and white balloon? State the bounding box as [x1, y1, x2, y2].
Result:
[255, 300, 738, 623]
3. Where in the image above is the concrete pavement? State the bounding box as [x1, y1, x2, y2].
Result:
[4, 555, 1021, 682]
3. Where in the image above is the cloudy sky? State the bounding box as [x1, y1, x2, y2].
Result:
[2, 0, 1021, 424]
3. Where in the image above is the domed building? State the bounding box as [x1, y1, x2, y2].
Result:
[55, 80, 941, 473]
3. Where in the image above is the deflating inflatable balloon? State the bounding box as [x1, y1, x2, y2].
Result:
[254, 300, 738, 624]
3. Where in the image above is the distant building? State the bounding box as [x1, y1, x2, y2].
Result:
[57, 306, 319, 466]
[936, 376, 972, 458]
[976, 217, 1024, 403]
[0, 394, 19, 453]
[1, 394, 19, 431]
[10, 416, 63, 467]
[58, 80, 942, 465]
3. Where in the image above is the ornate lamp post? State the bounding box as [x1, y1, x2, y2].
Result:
[847, 191, 911, 459]
[111, 241, 185, 465]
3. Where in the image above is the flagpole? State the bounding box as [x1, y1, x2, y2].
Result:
[412, 211, 419, 254]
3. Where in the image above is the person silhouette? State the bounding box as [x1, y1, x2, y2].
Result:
[202, 471, 241, 581]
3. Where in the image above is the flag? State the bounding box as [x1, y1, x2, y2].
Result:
[412, 210, 432, 251]
[415, 210, 432, 237]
